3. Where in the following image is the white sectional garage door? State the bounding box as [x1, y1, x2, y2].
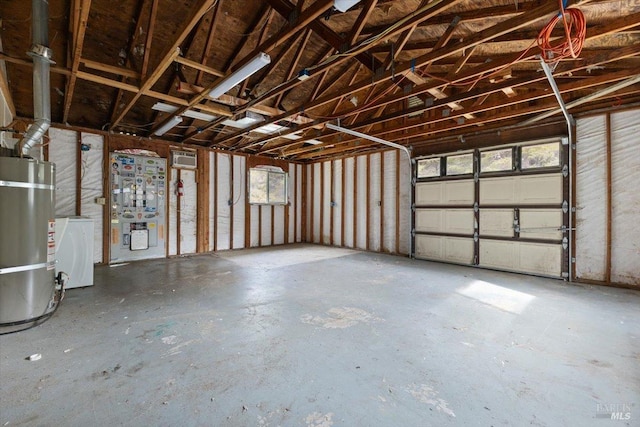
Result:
[415, 179, 475, 264]
[414, 139, 569, 279]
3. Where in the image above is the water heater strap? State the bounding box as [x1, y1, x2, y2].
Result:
[0, 262, 54, 275]
[0, 180, 55, 190]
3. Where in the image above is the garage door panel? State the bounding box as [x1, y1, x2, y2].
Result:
[415, 182, 442, 205]
[415, 143, 565, 279]
[415, 209, 442, 233]
[443, 180, 474, 204]
[480, 178, 516, 204]
[416, 235, 473, 264]
[520, 209, 562, 240]
[445, 209, 474, 234]
[480, 209, 514, 237]
[518, 174, 562, 204]
[519, 243, 562, 276]
[444, 238, 474, 264]
[480, 240, 562, 277]
[415, 234, 442, 259]
[480, 240, 517, 270]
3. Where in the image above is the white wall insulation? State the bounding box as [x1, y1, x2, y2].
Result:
[343, 157, 355, 248]
[250, 205, 260, 247]
[208, 152, 216, 251]
[273, 205, 285, 245]
[287, 164, 295, 243]
[575, 115, 607, 281]
[332, 159, 343, 246]
[80, 133, 104, 263]
[179, 169, 197, 255]
[610, 110, 640, 285]
[261, 205, 272, 246]
[232, 155, 246, 249]
[312, 163, 321, 243]
[322, 161, 331, 244]
[383, 151, 397, 253]
[307, 151, 407, 255]
[356, 155, 368, 249]
[296, 164, 303, 242]
[49, 128, 77, 216]
[369, 153, 382, 252]
[216, 153, 232, 250]
[398, 153, 411, 255]
[305, 164, 312, 240]
[168, 170, 178, 256]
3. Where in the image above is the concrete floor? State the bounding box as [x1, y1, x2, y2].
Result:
[1, 244, 638, 426]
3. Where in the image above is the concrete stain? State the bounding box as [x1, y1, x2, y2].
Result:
[300, 307, 383, 329]
[406, 383, 456, 417]
[305, 411, 334, 426]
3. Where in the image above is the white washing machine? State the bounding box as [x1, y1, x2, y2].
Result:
[55, 216, 94, 289]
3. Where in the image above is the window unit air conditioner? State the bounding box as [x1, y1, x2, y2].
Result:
[171, 151, 197, 169]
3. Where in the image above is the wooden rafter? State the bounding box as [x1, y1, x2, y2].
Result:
[63, 0, 91, 123]
[195, 0, 223, 86]
[347, 0, 378, 46]
[264, 43, 640, 158]
[0, 29, 16, 118]
[160, 0, 334, 138]
[208, 0, 466, 146]
[111, 0, 216, 129]
[108, 0, 157, 126]
[274, 29, 313, 107]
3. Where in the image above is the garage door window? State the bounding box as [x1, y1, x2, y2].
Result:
[521, 142, 560, 169]
[481, 148, 513, 172]
[446, 153, 473, 176]
[417, 158, 441, 178]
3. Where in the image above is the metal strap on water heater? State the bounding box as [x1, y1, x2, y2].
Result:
[0, 180, 55, 190]
[0, 262, 54, 275]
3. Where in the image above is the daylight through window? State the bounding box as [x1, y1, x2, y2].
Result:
[249, 167, 288, 205]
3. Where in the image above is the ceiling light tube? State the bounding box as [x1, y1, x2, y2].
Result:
[333, 0, 360, 12]
[154, 116, 183, 136]
[209, 52, 271, 99]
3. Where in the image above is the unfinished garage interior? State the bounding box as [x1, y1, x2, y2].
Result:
[1, 0, 639, 424]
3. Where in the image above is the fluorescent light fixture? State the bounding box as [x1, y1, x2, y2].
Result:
[221, 111, 264, 129]
[184, 110, 216, 122]
[151, 102, 217, 122]
[305, 139, 323, 145]
[333, 0, 360, 12]
[152, 102, 178, 113]
[154, 116, 183, 136]
[254, 123, 289, 135]
[209, 52, 271, 99]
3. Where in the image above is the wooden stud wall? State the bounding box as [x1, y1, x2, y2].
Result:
[304, 149, 406, 256]
[43, 125, 302, 264]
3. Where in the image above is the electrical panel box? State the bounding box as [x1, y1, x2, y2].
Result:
[109, 153, 167, 262]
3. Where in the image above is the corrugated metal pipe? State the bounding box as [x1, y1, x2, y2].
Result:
[18, 0, 52, 156]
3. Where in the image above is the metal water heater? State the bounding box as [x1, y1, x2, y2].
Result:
[0, 157, 57, 333]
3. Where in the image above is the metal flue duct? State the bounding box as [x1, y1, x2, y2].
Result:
[18, 0, 52, 156]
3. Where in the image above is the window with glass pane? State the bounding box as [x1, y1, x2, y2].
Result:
[481, 148, 512, 172]
[446, 153, 473, 175]
[249, 168, 288, 205]
[417, 158, 440, 178]
[521, 142, 560, 169]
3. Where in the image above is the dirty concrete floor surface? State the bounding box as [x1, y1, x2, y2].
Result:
[1, 244, 638, 426]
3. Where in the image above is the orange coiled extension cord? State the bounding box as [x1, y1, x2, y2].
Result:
[537, 0, 586, 62]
